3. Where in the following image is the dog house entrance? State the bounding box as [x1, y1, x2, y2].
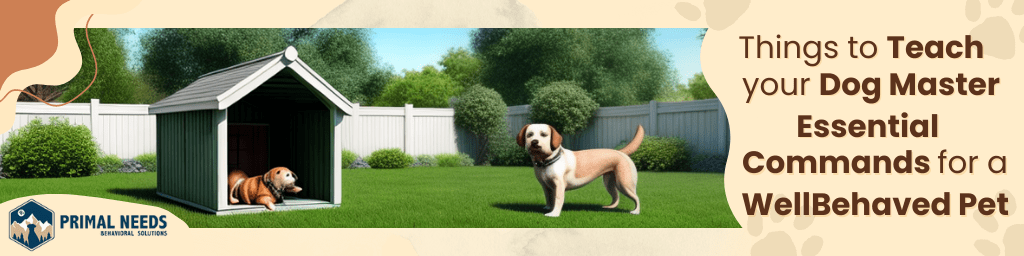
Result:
[217, 71, 337, 214]
[228, 124, 268, 177]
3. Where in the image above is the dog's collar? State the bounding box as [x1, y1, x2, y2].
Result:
[533, 148, 563, 168]
[263, 178, 284, 201]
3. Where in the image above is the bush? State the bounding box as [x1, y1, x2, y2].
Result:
[436, 153, 474, 167]
[375, 66, 461, 108]
[618, 136, 688, 172]
[134, 153, 157, 172]
[366, 148, 413, 169]
[459, 153, 475, 167]
[96, 154, 123, 173]
[1, 117, 98, 178]
[342, 150, 358, 168]
[453, 85, 508, 163]
[529, 81, 598, 134]
[487, 134, 531, 166]
[413, 154, 437, 167]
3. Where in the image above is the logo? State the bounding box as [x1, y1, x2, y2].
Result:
[9, 199, 54, 251]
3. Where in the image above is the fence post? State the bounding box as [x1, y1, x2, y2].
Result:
[648, 100, 658, 136]
[90, 98, 101, 140]
[404, 103, 414, 154]
[717, 99, 727, 155]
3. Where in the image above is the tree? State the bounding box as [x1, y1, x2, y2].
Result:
[17, 85, 62, 102]
[374, 66, 460, 107]
[472, 28, 675, 107]
[655, 81, 691, 102]
[686, 73, 716, 100]
[140, 28, 391, 104]
[453, 85, 508, 163]
[140, 28, 289, 95]
[293, 29, 393, 105]
[57, 28, 138, 103]
[528, 81, 598, 135]
[438, 47, 481, 90]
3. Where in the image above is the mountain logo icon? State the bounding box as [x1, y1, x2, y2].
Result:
[9, 199, 55, 251]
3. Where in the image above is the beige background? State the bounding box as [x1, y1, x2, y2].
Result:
[705, 0, 1023, 255]
[2, 0, 1023, 255]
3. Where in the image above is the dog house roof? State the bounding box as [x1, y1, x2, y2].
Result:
[149, 46, 357, 115]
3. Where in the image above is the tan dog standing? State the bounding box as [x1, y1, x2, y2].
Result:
[228, 167, 302, 211]
[518, 124, 644, 217]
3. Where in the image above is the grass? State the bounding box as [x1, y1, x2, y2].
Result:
[0, 167, 739, 228]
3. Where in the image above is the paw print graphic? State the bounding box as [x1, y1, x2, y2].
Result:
[673, 0, 750, 30]
[973, 190, 1021, 256]
[965, 0, 1024, 59]
[747, 194, 824, 256]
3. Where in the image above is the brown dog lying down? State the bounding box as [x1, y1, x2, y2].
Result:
[228, 167, 302, 211]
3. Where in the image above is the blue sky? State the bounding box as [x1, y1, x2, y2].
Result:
[122, 28, 703, 84]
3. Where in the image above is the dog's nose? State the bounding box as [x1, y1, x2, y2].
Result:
[531, 140, 539, 146]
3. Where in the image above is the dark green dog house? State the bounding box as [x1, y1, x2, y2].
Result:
[149, 46, 355, 215]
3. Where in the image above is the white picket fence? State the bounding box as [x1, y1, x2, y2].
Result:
[340, 104, 460, 156]
[3, 99, 156, 158]
[1, 99, 730, 160]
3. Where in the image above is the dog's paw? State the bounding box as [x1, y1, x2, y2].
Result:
[544, 212, 561, 217]
[630, 209, 640, 215]
[229, 197, 239, 204]
[289, 186, 303, 193]
[266, 205, 276, 211]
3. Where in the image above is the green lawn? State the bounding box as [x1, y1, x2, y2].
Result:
[0, 167, 739, 228]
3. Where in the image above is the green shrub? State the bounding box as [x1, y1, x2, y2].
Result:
[366, 148, 413, 169]
[1, 117, 98, 178]
[618, 136, 688, 172]
[134, 153, 157, 172]
[375, 66, 461, 108]
[459, 153, 475, 167]
[96, 154, 123, 173]
[487, 134, 531, 166]
[454, 85, 508, 136]
[342, 150, 358, 168]
[529, 81, 598, 134]
[436, 153, 474, 167]
[453, 85, 508, 163]
[435, 154, 461, 167]
[414, 154, 437, 167]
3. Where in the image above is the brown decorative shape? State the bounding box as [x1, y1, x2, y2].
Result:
[0, 0, 69, 91]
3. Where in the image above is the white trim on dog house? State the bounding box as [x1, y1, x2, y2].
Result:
[149, 46, 358, 116]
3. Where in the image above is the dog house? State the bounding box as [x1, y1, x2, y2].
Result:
[149, 46, 355, 215]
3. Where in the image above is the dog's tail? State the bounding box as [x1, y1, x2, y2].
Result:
[618, 125, 645, 155]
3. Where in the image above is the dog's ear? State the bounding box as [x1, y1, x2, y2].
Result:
[548, 125, 562, 150]
[263, 168, 275, 182]
[516, 124, 530, 148]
